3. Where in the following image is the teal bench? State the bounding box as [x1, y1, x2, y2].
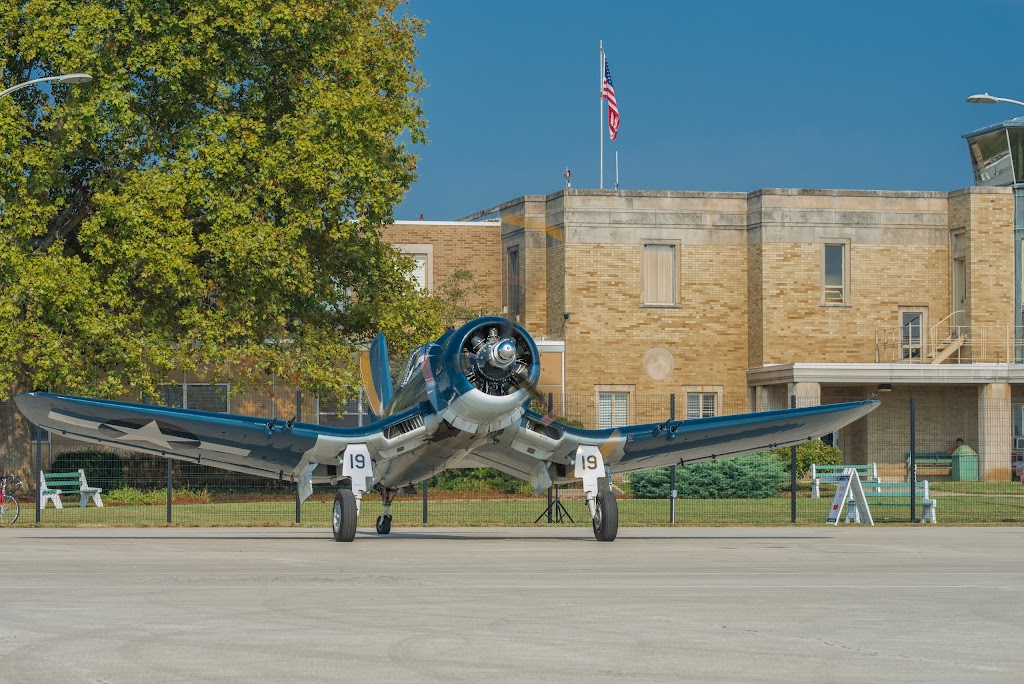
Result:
[40, 470, 103, 509]
[809, 464, 879, 498]
[905, 452, 952, 480]
[846, 480, 936, 524]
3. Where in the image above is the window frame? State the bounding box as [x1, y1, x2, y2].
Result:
[595, 384, 634, 429]
[506, 246, 521, 319]
[640, 241, 680, 308]
[682, 385, 723, 419]
[898, 307, 928, 360]
[393, 243, 433, 293]
[158, 382, 231, 412]
[820, 239, 851, 307]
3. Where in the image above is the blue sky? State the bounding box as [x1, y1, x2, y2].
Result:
[397, 0, 1023, 220]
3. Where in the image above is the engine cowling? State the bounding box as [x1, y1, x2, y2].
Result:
[431, 317, 541, 433]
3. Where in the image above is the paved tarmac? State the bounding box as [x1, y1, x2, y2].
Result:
[0, 525, 1021, 683]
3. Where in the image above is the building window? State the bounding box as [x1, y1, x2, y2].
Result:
[506, 247, 521, 318]
[319, 389, 373, 428]
[596, 386, 633, 429]
[821, 240, 850, 305]
[641, 243, 676, 305]
[686, 392, 718, 419]
[899, 308, 927, 359]
[160, 383, 230, 412]
[410, 254, 428, 291]
[394, 244, 433, 293]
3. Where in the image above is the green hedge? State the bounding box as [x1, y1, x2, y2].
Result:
[628, 454, 788, 499]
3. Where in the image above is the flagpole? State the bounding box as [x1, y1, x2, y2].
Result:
[615, 150, 619, 190]
[599, 40, 604, 190]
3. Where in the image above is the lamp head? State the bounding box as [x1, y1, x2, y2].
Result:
[967, 93, 998, 104]
[56, 73, 92, 85]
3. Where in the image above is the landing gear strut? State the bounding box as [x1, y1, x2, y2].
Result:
[575, 445, 619, 542]
[376, 487, 398, 535]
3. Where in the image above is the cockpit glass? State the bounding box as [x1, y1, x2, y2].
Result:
[400, 345, 428, 385]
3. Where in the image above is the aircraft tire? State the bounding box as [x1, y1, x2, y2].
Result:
[592, 490, 618, 542]
[332, 489, 357, 542]
[375, 514, 392, 535]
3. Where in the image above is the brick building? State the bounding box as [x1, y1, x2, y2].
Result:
[388, 171, 1023, 481]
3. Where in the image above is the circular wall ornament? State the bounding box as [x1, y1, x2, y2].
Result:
[643, 347, 674, 381]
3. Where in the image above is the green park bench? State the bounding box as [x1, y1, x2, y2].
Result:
[39, 470, 104, 509]
[905, 452, 953, 480]
[846, 480, 936, 524]
[809, 463, 879, 498]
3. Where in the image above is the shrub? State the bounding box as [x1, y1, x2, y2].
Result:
[628, 468, 672, 499]
[428, 468, 530, 495]
[628, 454, 788, 499]
[104, 486, 212, 506]
[50, 450, 129, 490]
[770, 439, 843, 478]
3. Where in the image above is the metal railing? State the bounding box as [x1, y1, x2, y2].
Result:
[875, 312, 1023, 364]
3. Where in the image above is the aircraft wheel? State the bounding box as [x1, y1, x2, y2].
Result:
[592, 490, 618, 542]
[375, 514, 392, 535]
[332, 489, 357, 542]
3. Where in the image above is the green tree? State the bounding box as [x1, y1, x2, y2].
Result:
[0, 0, 438, 409]
[770, 439, 843, 478]
[432, 268, 496, 329]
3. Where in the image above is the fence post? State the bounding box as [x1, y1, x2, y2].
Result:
[790, 395, 797, 524]
[910, 395, 917, 523]
[422, 479, 428, 526]
[34, 424, 41, 524]
[294, 391, 304, 525]
[669, 394, 677, 524]
[166, 458, 172, 523]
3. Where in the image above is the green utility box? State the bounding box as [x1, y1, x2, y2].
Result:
[951, 446, 979, 481]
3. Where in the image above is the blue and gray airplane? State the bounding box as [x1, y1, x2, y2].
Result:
[16, 317, 877, 542]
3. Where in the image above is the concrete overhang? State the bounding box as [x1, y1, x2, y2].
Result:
[747, 363, 1023, 386]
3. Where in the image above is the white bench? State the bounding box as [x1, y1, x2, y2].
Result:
[810, 463, 879, 498]
[40, 470, 104, 509]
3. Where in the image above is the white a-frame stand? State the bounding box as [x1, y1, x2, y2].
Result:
[826, 468, 874, 526]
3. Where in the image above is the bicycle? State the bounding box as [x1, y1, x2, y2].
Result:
[0, 475, 22, 526]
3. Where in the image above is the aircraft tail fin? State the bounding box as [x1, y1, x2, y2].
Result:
[358, 333, 393, 418]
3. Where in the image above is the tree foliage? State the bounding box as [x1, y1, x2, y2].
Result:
[0, 1, 439, 401]
[770, 439, 843, 478]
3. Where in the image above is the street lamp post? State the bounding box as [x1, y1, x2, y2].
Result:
[0, 73, 92, 100]
[967, 92, 1024, 108]
[2, 71, 92, 521]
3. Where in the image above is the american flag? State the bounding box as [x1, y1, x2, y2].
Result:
[602, 58, 619, 141]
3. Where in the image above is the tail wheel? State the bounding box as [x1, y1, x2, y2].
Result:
[592, 490, 618, 542]
[332, 489, 357, 542]
[375, 514, 392, 535]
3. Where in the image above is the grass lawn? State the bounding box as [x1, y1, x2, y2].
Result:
[15, 492, 1023, 527]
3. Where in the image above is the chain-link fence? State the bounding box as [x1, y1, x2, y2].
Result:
[2, 389, 1021, 527]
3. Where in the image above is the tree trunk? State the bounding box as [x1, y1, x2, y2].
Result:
[1, 377, 39, 485]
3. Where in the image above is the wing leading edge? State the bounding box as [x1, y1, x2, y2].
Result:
[520, 400, 879, 474]
[15, 392, 431, 483]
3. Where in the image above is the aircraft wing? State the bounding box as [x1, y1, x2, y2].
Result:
[15, 392, 432, 484]
[509, 400, 879, 476]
